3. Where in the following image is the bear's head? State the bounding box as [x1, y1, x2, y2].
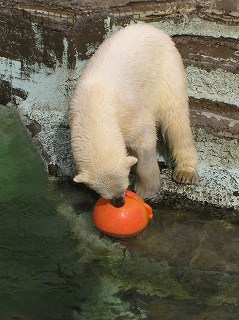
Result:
[73, 156, 137, 207]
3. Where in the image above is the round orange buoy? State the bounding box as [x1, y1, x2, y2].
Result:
[93, 190, 153, 238]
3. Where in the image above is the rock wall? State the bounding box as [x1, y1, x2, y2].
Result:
[0, 0, 238, 209]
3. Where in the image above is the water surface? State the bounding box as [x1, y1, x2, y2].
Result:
[0, 106, 239, 320]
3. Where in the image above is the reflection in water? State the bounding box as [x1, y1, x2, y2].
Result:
[0, 106, 239, 320]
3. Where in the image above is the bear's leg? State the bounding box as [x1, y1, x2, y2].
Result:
[134, 137, 160, 200]
[162, 113, 199, 184]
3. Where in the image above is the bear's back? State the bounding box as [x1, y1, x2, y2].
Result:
[86, 23, 177, 79]
[80, 24, 186, 114]
[74, 23, 188, 128]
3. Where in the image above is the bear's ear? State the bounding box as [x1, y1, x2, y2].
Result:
[127, 156, 138, 168]
[73, 172, 89, 184]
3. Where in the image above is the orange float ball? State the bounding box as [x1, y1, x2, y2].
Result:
[93, 190, 153, 238]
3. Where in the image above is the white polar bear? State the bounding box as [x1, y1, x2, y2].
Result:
[70, 23, 198, 207]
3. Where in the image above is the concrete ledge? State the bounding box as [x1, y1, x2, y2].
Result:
[0, 3, 238, 210]
[154, 127, 238, 210]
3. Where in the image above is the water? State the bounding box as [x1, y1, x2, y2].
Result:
[0, 105, 239, 320]
[0, 106, 81, 319]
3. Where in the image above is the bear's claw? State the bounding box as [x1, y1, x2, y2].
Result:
[172, 168, 199, 185]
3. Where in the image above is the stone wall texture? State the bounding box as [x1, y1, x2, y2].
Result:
[0, 0, 238, 209]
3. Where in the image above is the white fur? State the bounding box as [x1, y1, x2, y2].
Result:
[70, 23, 198, 200]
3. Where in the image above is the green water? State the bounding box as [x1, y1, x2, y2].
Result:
[0, 106, 81, 319]
[0, 106, 239, 320]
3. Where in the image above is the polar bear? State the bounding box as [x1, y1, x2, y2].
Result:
[69, 23, 198, 207]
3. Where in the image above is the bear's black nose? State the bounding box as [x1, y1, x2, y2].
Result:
[111, 196, 125, 208]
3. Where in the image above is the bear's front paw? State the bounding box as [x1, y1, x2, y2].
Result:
[135, 179, 160, 200]
[172, 168, 199, 185]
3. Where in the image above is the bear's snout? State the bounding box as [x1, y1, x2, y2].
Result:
[111, 196, 125, 208]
